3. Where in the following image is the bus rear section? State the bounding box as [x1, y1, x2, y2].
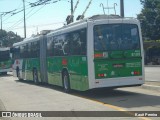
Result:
[0, 48, 12, 75]
[92, 22, 144, 89]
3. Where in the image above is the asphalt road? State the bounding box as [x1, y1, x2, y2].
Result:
[0, 70, 160, 120]
[145, 67, 160, 82]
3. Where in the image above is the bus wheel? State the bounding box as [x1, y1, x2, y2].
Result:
[62, 71, 70, 93]
[16, 68, 21, 80]
[33, 69, 38, 84]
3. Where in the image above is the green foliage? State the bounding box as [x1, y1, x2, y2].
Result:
[0, 30, 23, 47]
[137, 0, 160, 40]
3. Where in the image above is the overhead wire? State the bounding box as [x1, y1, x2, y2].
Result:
[3, 6, 35, 24]
[5, 0, 48, 31]
[7, 5, 44, 31]
[6, 0, 61, 31]
[3, 0, 67, 32]
[10, 21, 64, 30]
[6, 7, 36, 31]
[2, 3, 31, 23]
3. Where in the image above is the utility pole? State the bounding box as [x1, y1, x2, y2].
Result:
[120, 0, 124, 17]
[1, 14, 2, 30]
[71, 0, 74, 22]
[23, 0, 26, 38]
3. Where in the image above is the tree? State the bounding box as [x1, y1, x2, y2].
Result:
[0, 30, 23, 47]
[137, 0, 160, 40]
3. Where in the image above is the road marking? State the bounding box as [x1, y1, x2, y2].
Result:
[76, 95, 151, 120]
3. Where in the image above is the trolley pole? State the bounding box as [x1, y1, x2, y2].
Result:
[71, 0, 74, 22]
[120, 0, 124, 17]
[23, 0, 26, 38]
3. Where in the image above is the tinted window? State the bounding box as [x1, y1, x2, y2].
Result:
[20, 44, 25, 58]
[47, 37, 54, 56]
[15, 41, 40, 59]
[47, 28, 87, 57]
[0, 50, 10, 61]
[70, 29, 87, 55]
[13, 46, 20, 59]
[54, 35, 67, 56]
[31, 41, 40, 58]
[94, 24, 140, 51]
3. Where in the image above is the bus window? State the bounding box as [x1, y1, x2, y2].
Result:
[31, 41, 40, 58]
[0, 50, 10, 62]
[13, 47, 20, 59]
[47, 37, 54, 56]
[94, 24, 140, 51]
[70, 29, 87, 55]
[53, 35, 65, 56]
[20, 45, 25, 58]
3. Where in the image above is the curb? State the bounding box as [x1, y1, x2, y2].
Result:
[145, 65, 160, 67]
[142, 84, 160, 91]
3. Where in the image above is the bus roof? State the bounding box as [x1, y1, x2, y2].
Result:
[13, 35, 42, 47]
[13, 14, 140, 47]
[47, 14, 139, 37]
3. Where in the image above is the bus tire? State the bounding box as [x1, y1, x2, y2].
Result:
[16, 68, 21, 80]
[33, 69, 39, 84]
[62, 71, 70, 93]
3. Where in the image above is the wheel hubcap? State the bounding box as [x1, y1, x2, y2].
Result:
[34, 71, 37, 82]
[64, 75, 68, 90]
[18, 71, 20, 78]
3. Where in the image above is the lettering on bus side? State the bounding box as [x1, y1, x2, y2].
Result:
[126, 62, 141, 68]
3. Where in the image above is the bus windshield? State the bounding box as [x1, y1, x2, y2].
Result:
[0, 50, 10, 62]
[94, 24, 140, 51]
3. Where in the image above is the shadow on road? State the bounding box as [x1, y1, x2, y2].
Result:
[72, 88, 160, 109]
[15, 79, 160, 109]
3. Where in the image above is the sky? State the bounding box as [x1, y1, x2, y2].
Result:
[0, 0, 142, 38]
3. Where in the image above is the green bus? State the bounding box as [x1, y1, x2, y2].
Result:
[0, 47, 12, 75]
[12, 15, 144, 92]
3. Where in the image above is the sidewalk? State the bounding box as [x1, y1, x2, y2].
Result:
[142, 81, 160, 91]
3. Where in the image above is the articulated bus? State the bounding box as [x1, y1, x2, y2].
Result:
[12, 15, 144, 92]
[0, 47, 12, 75]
